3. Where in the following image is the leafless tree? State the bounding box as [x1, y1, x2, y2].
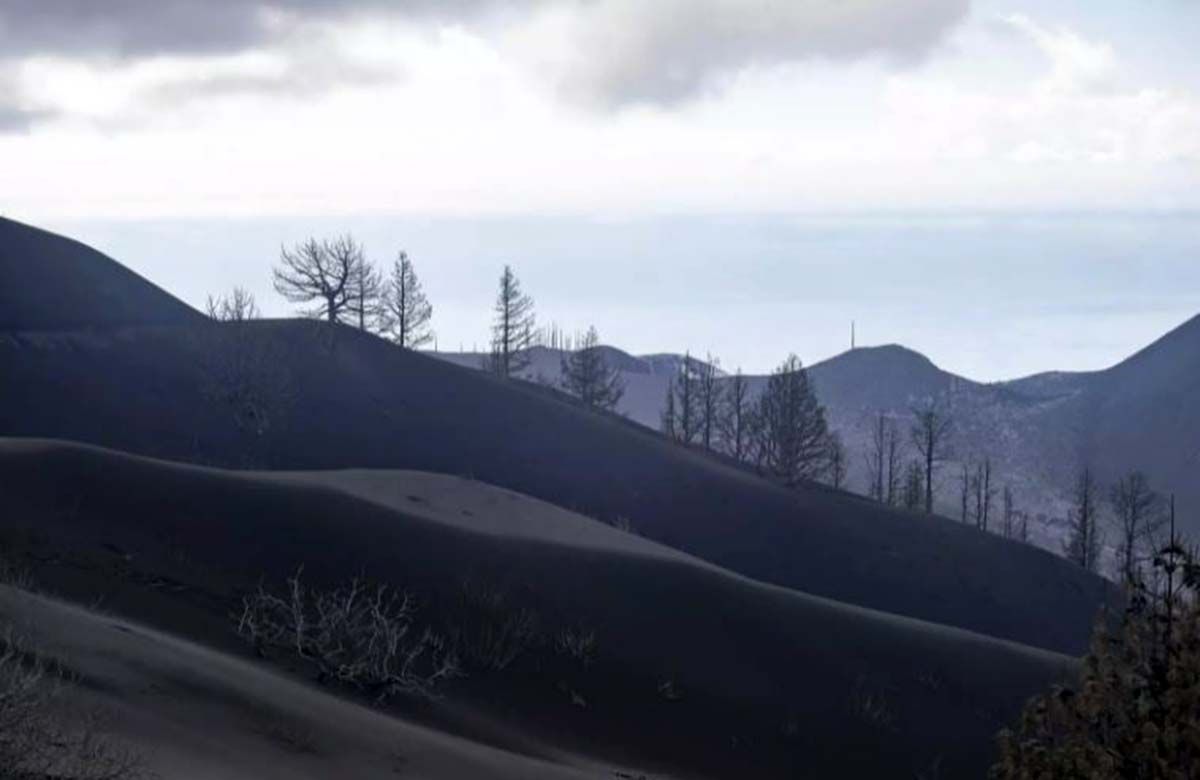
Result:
[865, 413, 902, 506]
[560, 326, 624, 411]
[826, 433, 847, 489]
[663, 354, 702, 445]
[348, 254, 384, 332]
[273, 235, 369, 324]
[381, 251, 434, 349]
[972, 458, 995, 531]
[718, 369, 754, 462]
[902, 461, 925, 512]
[1002, 485, 1018, 540]
[485, 265, 536, 378]
[206, 287, 260, 322]
[1110, 471, 1165, 584]
[1064, 466, 1103, 572]
[910, 396, 954, 515]
[753, 354, 831, 486]
[959, 461, 972, 523]
[661, 376, 678, 440]
[237, 568, 458, 701]
[696, 354, 723, 451]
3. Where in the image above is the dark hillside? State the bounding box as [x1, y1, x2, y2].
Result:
[0, 318, 1113, 654]
[0, 217, 202, 330]
[0, 439, 1078, 779]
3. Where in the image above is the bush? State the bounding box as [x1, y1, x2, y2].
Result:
[991, 538, 1200, 779]
[443, 580, 541, 674]
[236, 568, 459, 701]
[0, 628, 145, 779]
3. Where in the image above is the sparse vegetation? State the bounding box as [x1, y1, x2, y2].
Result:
[0, 624, 146, 779]
[236, 568, 459, 701]
[443, 580, 541, 674]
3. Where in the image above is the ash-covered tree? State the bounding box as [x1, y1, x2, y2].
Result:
[910, 396, 953, 515]
[972, 458, 995, 531]
[826, 432, 847, 489]
[348, 254, 384, 332]
[485, 265, 536, 378]
[206, 287, 260, 322]
[273, 235, 368, 324]
[381, 251, 433, 349]
[663, 353, 702, 445]
[1001, 485, 1021, 540]
[1110, 470, 1164, 585]
[992, 507, 1200, 779]
[901, 461, 925, 511]
[959, 460, 972, 523]
[719, 369, 754, 462]
[696, 354, 723, 451]
[1064, 465, 1103, 572]
[560, 326, 625, 411]
[865, 413, 902, 506]
[752, 354, 831, 486]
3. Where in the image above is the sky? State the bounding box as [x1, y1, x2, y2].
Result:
[1, 0, 1198, 379]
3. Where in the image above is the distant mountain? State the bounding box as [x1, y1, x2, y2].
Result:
[0, 217, 202, 330]
[431, 318, 1200, 551]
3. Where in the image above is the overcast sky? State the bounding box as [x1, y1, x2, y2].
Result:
[2, 0, 1198, 379]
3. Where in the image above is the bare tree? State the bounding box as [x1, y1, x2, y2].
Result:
[718, 369, 754, 461]
[485, 265, 536, 378]
[910, 397, 953, 515]
[901, 461, 925, 512]
[206, 287, 260, 322]
[348, 254, 384, 332]
[826, 433, 847, 489]
[381, 251, 434, 349]
[560, 326, 625, 411]
[661, 376, 678, 440]
[959, 461, 972, 523]
[1064, 466, 1103, 572]
[664, 354, 702, 445]
[753, 354, 831, 486]
[972, 458, 995, 531]
[865, 413, 902, 505]
[1002, 485, 1018, 539]
[273, 235, 366, 324]
[696, 354, 723, 451]
[1110, 471, 1164, 584]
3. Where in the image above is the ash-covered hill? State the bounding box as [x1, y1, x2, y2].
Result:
[0, 439, 1078, 779]
[0, 217, 202, 331]
[0, 218, 1112, 656]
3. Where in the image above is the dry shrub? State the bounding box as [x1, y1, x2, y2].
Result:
[444, 581, 541, 674]
[0, 629, 147, 779]
[237, 568, 458, 701]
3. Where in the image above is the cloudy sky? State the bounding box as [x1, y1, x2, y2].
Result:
[1, 0, 1198, 379]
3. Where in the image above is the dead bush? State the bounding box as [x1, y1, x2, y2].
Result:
[444, 581, 541, 673]
[236, 568, 459, 701]
[0, 629, 146, 779]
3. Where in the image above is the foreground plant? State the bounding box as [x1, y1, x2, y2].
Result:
[237, 568, 460, 701]
[991, 518, 1200, 779]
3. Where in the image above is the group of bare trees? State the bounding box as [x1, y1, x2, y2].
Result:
[269, 235, 434, 349]
[861, 398, 956, 516]
[1062, 466, 1169, 579]
[661, 353, 843, 487]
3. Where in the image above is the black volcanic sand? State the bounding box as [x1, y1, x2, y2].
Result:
[1, 439, 1079, 779]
